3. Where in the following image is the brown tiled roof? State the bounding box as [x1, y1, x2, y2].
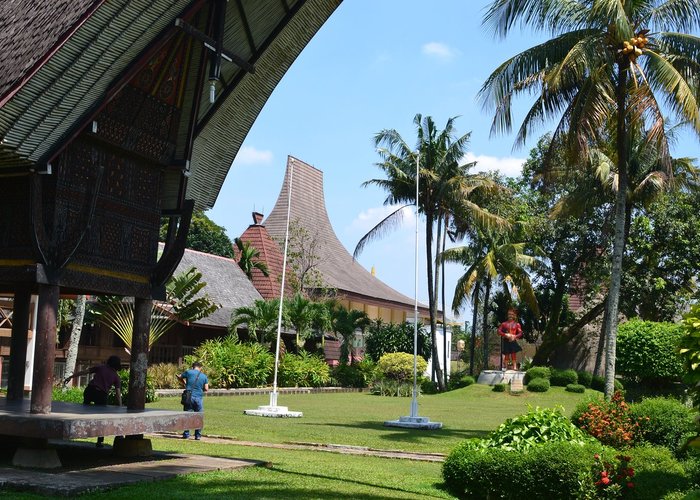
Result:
[264, 157, 427, 312]
[236, 217, 286, 299]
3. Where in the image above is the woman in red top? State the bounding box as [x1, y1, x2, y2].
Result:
[498, 309, 523, 370]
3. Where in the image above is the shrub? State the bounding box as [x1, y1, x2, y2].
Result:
[148, 363, 183, 389]
[617, 318, 685, 385]
[527, 378, 549, 392]
[630, 397, 696, 456]
[566, 384, 586, 393]
[483, 407, 592, 452]
[113, 369, 157, 404]
[573, 392, 639, 449]
[591, 375, 624, 392]
[188, 335, 273, 388]
[493, 383, 507, 392]
[420, 379, 439, 394]
[279, 351, 331, 387]
[364, 319, 432, 362]
[52, 386, 84, 403]
[443, 441, 616, 499]
[448, 375, 475, 390]
[376, 352, 427, 382]
[523, 366, 550, 384]
[577, 371, 593, 388]
[550, 368, 578, 387]
[592, 453, 636, 497]
[629, 445, 692, 500]
[680, 304, 700, 405]
[332, 359, 375, 388]
[370, 379, 414, 397]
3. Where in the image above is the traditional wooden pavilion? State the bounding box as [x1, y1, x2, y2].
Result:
[0, 0, 341, 462]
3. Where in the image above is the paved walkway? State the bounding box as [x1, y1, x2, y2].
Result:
[153, 432, 446, 462]
[0, 441, 262, 496]
[0, 433, 444, 496]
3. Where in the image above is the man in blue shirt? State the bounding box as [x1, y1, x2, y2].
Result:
[178, 361, 209, 440]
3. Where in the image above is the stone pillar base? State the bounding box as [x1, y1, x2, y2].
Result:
[13, 447, 62, 469]
[113, 436, 153, 457]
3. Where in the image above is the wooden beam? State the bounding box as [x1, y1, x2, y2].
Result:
[7, 290, 31, 401]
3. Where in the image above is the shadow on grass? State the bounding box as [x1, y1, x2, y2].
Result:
[310, 420, 487, 444]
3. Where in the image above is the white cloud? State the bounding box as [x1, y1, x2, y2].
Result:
[235, 146, 273, 165]
[421, 42, 459, 61]
[464, 152, 525, 178]
[348, 204, 416, 234]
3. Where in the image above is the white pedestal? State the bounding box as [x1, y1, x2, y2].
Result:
[384, 415, 442, 430]
[243, 405, 303, 418]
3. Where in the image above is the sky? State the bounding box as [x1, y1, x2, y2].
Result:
[208, 0, 699, 322]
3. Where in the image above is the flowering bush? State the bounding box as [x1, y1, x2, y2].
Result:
[593, 453, 635, 498]
[574, 392, 639, 449]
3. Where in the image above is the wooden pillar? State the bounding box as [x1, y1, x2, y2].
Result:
[127, 297, 151, 411]
[7, 289, 31, 400]
[30, 284, 59, 414]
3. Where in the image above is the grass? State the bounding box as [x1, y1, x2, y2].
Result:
[150, 384, 593, 454]
[0, 385, 598, 499]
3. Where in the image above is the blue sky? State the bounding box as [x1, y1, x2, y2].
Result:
[208, 0, 699, 321]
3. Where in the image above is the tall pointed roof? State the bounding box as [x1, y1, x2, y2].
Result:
[264, 156, 425, 312]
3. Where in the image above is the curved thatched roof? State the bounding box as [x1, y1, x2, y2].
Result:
[0, 0, 342, 209]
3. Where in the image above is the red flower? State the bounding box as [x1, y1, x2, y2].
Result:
[627, 482, 635, 488]
[600, 471, 608, 478]
[601, 477, 610, 485]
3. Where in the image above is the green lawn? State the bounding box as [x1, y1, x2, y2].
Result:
[150, 385, 593, 454]
[1, 386, 598, 499]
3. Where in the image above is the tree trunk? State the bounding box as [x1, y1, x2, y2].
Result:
[64, 295, 86, 382]
[604, 62, 630, 399]
[425, 214, 445, 390]
[469, 285, 480, 376]
[482, 279, 492, 369]
[441, 216, 448, 388]
[593, 303, 608, 377]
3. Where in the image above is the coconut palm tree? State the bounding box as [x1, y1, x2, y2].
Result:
[330, 305, 370, 365]
[480, 0, 700, 397]
[284, 293, 319, 353]
[230, 298, 280, 344]
[234, 237, 269, 280]
[354, 114, 505, 390]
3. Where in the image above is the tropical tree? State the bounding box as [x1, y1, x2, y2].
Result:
[330, 305, 370, 365]
[284, 293, 318, 353]
[94, 267, 219, 351]
[234, 237, 269, 280]
[160, 210, 234, 258]
[443, 228, 541, 368]
[355, 114, 504, 390]
[480, 0, 700, 397]
[230, 298, 280, 344]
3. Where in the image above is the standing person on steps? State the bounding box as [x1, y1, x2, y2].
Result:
[178, 361, 209, 440]
[498, 308, 523, 370]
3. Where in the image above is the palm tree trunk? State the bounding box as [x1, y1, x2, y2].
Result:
[482, 279, 492, 369]
[426, 214, 445, 390]
[593, 303, 608, 377]
[470, 285, 480, 376]
[441, 215, 449, 388]
[64, 295, 86, 381]
[604, 62, 630, 399]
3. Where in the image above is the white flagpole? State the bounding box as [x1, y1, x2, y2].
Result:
[411, 152, 419, 418]
[270, 162, 293, 407]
